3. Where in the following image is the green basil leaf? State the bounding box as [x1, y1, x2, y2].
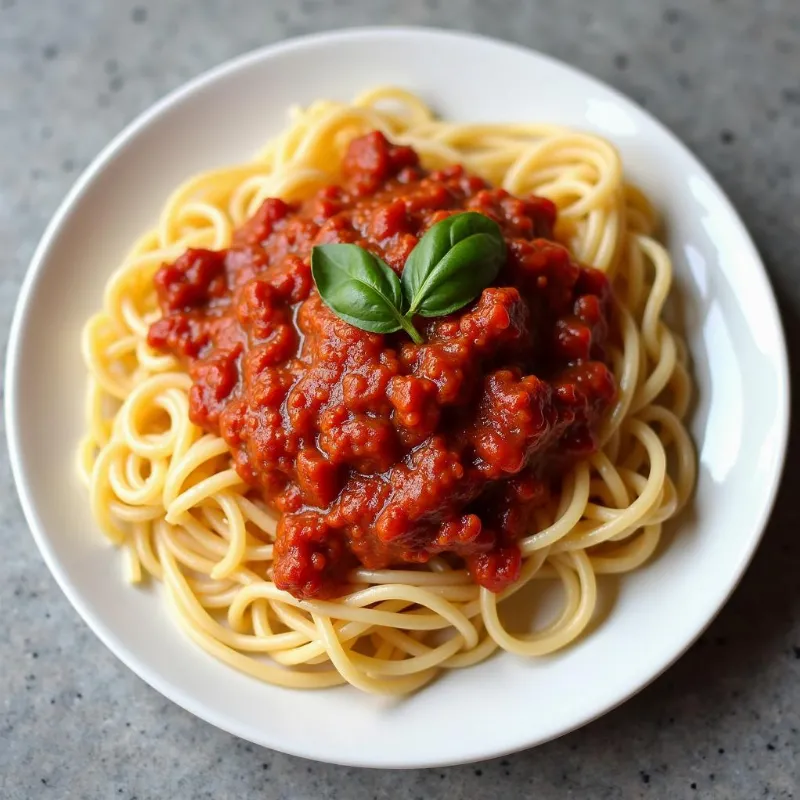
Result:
[402, 212, 506, 317]
[311, 243, 406, 335]
[408, 232, 507, 317]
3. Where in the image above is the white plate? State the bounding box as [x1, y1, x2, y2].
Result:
[6, 27, 789, 768]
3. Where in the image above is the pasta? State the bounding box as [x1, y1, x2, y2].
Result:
[79, 87, 695, 694]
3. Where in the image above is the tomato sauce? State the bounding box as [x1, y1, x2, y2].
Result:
[148, 131, 616, 599]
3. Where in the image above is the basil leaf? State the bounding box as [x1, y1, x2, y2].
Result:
[402, 212, 506, 317]
[310, 213, 506, 345]
[408, 233, 508, 317]
[311, 243, 413, 337]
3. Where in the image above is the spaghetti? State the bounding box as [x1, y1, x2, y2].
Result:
[79, 87, 695, 694]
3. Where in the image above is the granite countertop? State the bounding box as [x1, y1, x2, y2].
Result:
[2, 1, 799, 797]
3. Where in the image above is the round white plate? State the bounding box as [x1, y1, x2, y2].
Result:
[6, 27, 789, 768]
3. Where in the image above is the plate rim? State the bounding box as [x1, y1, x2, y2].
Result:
[5, 25, 791, 768]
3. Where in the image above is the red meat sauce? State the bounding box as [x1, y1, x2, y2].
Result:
[148, 131, 616, 600]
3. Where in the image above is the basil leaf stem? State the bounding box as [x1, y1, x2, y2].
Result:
[396, 315, 424, 344]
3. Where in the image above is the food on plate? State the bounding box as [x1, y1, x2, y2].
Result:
[80, 87, 695, 694]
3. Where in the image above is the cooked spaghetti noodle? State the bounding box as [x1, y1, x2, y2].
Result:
[79, 87, 695, 694]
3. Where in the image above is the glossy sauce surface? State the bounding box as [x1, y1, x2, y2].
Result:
[149, 132, 616, 599]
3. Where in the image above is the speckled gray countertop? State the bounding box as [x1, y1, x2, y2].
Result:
[2, 1, 799, 798]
